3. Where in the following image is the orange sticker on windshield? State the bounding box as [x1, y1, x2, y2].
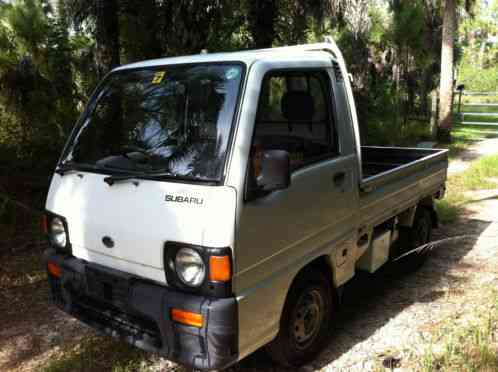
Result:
[152, 71, 166, 84]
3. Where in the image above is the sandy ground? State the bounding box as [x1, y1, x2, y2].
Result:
[223, 188, 498, 371]
[2, 141, 498, 372]
[448, 137, 498, 174]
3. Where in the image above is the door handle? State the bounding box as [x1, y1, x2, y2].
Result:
[333, 171, 346, 186]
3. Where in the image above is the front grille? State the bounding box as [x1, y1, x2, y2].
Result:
[48, 267, 163, 350]
[72, 295, 163, 349]
[86, 266, 129, 308]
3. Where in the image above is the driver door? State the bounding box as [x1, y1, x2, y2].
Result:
[237, 68, 357, 279]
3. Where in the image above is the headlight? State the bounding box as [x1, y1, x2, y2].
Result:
[175, 248, 205, 287]
[49, 217, 67, 248]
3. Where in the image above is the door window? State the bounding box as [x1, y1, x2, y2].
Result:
[253, 70, 338, 171]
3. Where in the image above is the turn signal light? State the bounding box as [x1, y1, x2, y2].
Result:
[171, 308, 203, 328]
[209, 255, 231, 282]
[47, 262, 61, 278]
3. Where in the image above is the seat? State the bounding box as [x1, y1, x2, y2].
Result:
[280, 90, 315, 122]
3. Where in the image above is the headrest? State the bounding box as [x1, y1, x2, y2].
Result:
[281, 91, 315, 121]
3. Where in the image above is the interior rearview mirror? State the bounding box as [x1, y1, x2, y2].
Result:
[257, 150, 291, 192]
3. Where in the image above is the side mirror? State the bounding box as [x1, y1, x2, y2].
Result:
[257, 150, 291, 192]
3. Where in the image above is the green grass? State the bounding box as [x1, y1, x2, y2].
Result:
[418, 287, 498, 372]
[456, 105, 498, 114]
[42, 336, 151, 372]
[435, 154, 498, 224]
[461, 114, 498, 123]
[462, 95, 498, 105]
[366, 118, 431, 147]
[439, 125, 498, 159]
[451, 155, 498, 190]
[434, 198, 462, 225]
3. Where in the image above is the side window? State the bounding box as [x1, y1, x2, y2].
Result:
[253, 70, 337, 170]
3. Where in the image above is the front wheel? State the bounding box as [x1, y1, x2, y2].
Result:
[266, 269, 333, 367]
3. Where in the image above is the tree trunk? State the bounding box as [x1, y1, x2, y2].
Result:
[289, 1, 307, 44]
[95, 0, 120, 78]
[420, 68, 432, 117]
[121, 0, 162, 62]
[438, 0, 456, 143]
[247, 0, 277, 48]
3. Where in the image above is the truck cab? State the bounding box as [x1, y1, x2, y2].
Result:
[44, 38, 447, 370]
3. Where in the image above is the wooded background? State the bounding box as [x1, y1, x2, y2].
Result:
[0, 0, 497, 229]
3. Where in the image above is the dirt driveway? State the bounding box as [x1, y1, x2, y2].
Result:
[2, 154, 498, 372]
[225, 191, 498, 371]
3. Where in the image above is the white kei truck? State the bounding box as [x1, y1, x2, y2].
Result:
[43, 38, 448, 370]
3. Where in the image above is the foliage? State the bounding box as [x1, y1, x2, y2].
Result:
[450, 153, 498, 190]
[458, 0, 498, 92]
[0, 0, 472, 174]
[435, 133, 498, 224]
[0, 0, 77, 167]
[459, 63, 498, 92]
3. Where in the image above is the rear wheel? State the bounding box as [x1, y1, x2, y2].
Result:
[395, 207, 433, 270]
[266, 269, 333, 367]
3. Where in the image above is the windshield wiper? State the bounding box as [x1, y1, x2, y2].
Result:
[55, 162, 80, 176]
[103, 171, 173, 186]
[103, 172, 216, 186]
[56, 162, 106, 176]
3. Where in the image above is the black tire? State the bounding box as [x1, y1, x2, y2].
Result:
[394, 207, 433, 270]
[265, 269, 333, 367]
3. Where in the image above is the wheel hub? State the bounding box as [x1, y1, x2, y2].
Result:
[292, 289, 324, 350]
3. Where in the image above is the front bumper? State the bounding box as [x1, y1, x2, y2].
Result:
[44, 249, 238, 371]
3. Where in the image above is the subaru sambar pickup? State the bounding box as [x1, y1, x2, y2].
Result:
[43, 37, 448, 370]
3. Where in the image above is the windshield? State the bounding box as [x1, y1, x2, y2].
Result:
[61, 63, 244, 182]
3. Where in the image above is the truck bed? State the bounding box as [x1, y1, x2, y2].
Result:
[359, 146, 448, 228]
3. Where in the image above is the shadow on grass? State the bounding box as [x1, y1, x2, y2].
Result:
[442, 124, 498, 159]
[41, 215, 492, 372]
[3, 215, 490, 372]
[42, 336, 148, 372]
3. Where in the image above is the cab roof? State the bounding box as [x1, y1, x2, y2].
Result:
[113, 43, 338, 72]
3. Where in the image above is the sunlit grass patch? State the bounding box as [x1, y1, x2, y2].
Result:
[462, 114, 498, 123]
[453, 155, 498, 190]
[458, 105, 498, 114]
[436, 154, 498, 223]
[418, 288, 498, 372]
[442, 125, 498, 159]
[462, 95, 498, 105]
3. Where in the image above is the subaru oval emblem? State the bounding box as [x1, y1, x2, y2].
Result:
[102, 236, 114, 248]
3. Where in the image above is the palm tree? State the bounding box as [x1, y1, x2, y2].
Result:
[63, 0, 120, 77]
[94, 0, 120, 77]
[247, 0, 278, 48]
[0, 0, 82, 153]
[438, 0, 475, 142]
[438, 0, 456, 142]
